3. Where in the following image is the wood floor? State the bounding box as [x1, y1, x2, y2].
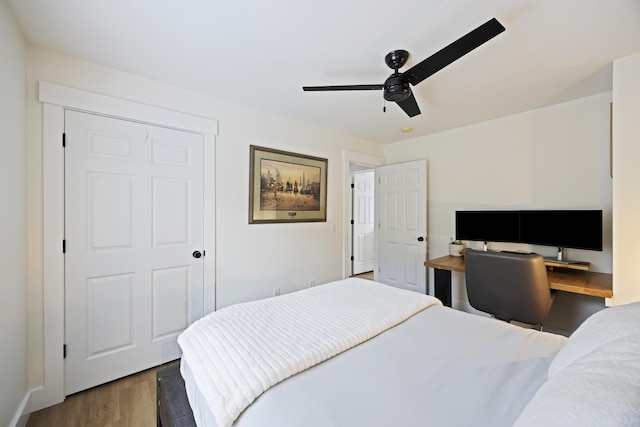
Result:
[351, 271, 374, 280]
[26, 360, 178, 427]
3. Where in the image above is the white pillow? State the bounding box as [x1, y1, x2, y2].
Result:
[549, 301, 640, 378]
[514, 333, 640, 426]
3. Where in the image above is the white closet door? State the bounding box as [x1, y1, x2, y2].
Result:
[64, 110, 204, 395]
[352, 170, 375, 274]
[376, 160, 427, 293]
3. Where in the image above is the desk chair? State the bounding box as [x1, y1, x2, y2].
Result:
[464, 249, 553, 328]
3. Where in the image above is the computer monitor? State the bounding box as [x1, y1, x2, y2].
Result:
[519, 210, 602, 251]
[455, 210, 520, 243]
[455, 209, 603, 252]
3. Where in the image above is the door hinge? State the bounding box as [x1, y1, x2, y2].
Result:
[62, 133, 66, 147]
[350, 256, 354, 261]
[63, 344, 67, 359]
[350, 219, 354, 225]
[62, 239, 66, 253]
[350, 183, 354, 188]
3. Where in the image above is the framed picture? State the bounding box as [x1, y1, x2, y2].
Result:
[249, 145, 328, 223]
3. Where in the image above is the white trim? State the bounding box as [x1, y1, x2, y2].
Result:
[39, 81, 218, 135]
[204, 133, 217, 313]
[342, 150, 385, 279]
[35, 81, 218, 411]
[9, 390, 32, 427]
[32, 103, 65, 410]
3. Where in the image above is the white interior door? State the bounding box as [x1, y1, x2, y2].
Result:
[64, 110, 205, 395]
[352, 171, 375, 274]
[375, 160, 427, 293]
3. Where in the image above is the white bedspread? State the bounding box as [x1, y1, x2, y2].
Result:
[178, 278, 440, 427]
[181, 298, 566, 427]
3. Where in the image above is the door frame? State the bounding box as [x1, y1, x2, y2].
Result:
[342, 150, 384, 279]
[34, 81, 218, 411]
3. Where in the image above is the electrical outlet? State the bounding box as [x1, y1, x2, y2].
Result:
[308, 279, 316, 287]
[273, 288, 280, 297]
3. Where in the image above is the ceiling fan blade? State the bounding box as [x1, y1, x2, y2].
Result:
[303, 84, 384, 92]
[404, 18, 505, 86]
[396, 92, 421, 117]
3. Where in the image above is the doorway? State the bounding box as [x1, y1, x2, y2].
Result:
[342, 150, 385, 280]
[37, 82, 217, 410]
[342, 151, 428, 294]
[350, 166, 375, 276]
[64, 110, 206, 394]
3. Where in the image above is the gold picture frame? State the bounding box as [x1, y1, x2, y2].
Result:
[249, 145, 328, 223]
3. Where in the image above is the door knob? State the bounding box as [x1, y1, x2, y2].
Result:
[417, 237, 425, 242]
[192, 250, 202, 259]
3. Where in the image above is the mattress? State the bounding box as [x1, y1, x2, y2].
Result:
[181, 282, 566, 427]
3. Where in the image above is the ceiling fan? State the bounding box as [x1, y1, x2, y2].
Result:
[303, 18, 505, 118]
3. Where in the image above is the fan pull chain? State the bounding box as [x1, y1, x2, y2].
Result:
[383, 100, 386, 113]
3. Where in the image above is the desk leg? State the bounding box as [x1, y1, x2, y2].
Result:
[434, 268, 452, 308]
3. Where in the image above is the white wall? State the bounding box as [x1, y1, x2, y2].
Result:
[25, 47, 383, 397]
[612, 52, 640, 306]
[385, 93, 613, 334]
[0, 3, 29, 426]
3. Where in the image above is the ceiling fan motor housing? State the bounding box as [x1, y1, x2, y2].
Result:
[383, 74, 411, 102]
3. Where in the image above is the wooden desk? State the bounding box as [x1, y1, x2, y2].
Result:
[424, 255, 613, 307]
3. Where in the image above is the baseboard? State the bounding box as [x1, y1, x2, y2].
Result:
[9, 389, 32, 427]
[28, 383, 64, 414]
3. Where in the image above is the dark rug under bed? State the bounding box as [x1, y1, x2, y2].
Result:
[156, 363, 197, 427]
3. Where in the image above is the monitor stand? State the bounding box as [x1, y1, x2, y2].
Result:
[544, 247, 589, 266]
[543, 257, 588, 266]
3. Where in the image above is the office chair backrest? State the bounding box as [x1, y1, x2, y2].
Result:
[464, 249, 552, 326]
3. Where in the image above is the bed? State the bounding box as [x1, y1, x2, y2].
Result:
[159, 278, 640, 427]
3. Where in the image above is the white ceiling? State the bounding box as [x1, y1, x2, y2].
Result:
[7, 0, 640, 144]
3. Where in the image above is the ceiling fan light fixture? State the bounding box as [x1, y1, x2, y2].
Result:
[383, 74, 411, 102]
